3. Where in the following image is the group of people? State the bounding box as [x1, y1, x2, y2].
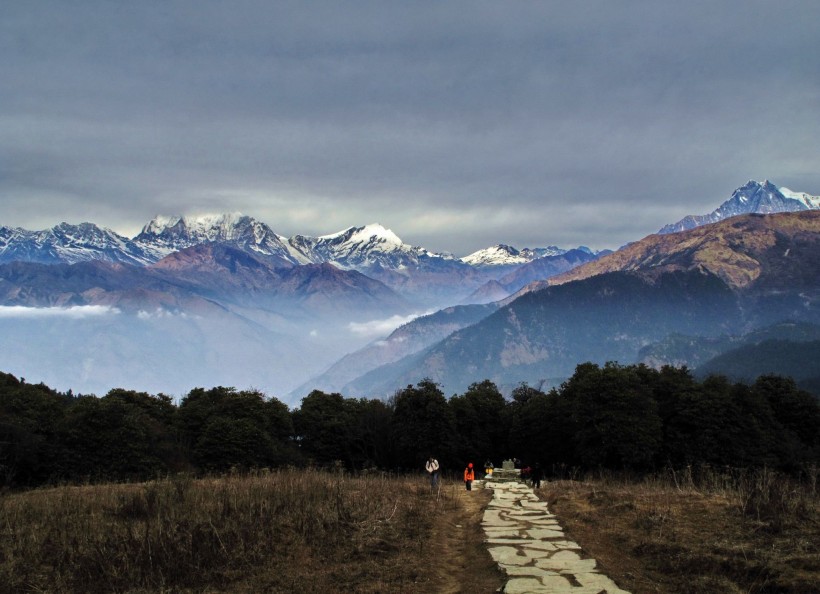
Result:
[425, 456, 477, 491]
[425, 456, 544, 491]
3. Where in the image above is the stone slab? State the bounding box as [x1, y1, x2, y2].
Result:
[483, 481, 631, 594]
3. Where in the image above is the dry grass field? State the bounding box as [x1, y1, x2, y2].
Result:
[541, 468, 820, 594]
[0, 470, 503, 593]
[3, 467, 818, 593]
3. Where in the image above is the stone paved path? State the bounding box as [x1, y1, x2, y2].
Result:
[481, 480, 631, 594]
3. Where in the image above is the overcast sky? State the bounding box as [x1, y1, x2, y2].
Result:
[2, 1, 818, 255]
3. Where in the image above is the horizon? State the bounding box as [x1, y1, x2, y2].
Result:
[3, 177, 816, 257]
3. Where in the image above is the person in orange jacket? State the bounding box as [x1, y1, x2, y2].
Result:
[464, 462, 475, 491]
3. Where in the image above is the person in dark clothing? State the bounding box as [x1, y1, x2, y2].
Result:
[530, 463, 544, 489]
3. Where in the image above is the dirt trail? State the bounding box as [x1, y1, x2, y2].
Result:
[431, 484, 505, 593]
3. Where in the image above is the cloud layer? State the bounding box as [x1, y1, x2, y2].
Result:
[2, 1, 818, 253]
[0, 305, 120, 319]
[348, 312, 428, 339]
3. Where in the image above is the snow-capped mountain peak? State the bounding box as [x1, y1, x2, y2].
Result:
[319, 223, 402, 247]
[462, 244, 526, 266]
[135, 213, 300, 266]
[659, 180, 819, 234]
[309, 223, 444, 270]
[139, 212, 247, 240]
[461, 244, 569, 267]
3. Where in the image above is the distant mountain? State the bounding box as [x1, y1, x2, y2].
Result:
[0, 216, 529, 398]
[0, 245, 413, 399]
[293, 303, 498, 397]
[549, 211, 820, 293]
[302, 224, 448, 269]
[660, 180, 820, 235]
[0, 244, 408, 318]
[1, 217, 531, 307]
[639, 321, 820, 370]
[0, 223, 153, 266]
[460, 244, 567, 267]
[135, 213, 308, 267]
[344, 269, 742, 397]
[292, 224, 493, 306]
[341, 211, 820, 397]
[465, 248, 603, 304]
[696, 339, 820, 389]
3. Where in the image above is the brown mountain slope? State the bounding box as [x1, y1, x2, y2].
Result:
[547, 211, 820, 291]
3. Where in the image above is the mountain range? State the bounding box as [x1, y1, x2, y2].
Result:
[328, 211, 820, 397]
[0, 214, 601, 399]
[0, 215, 597, 308]
[0, 180, 818, 401]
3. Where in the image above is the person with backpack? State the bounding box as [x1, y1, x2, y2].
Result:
[464, 462, 476, 491]
[425, 456, 440, 491]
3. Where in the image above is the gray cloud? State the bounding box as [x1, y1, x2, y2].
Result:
[2, 1, 818, 254]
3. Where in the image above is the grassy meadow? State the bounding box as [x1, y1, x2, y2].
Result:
[543, 467, 820, 593]
[0, 469, 501, 594]
[3, 466, 819, 593]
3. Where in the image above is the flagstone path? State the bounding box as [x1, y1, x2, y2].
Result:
[481, 480, 631, 594]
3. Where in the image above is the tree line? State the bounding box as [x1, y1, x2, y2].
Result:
[1, 363, 818, 489]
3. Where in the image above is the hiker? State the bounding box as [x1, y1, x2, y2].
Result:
[464, 462, 476, 491]
[531, 463, 544, 489]
[425, 456, 440, 491]
[484, 459, 494, 477]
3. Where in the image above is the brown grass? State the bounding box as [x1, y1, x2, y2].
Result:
[540, 467, 820, 593]
[0, 470, 503, 593]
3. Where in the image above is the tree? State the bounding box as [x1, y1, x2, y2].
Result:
[195, 417, 275, 472]
[58, 395, 166, 480]
[390, 379, 456, 470]
[346, 397, 394, 469]
[292, 390, 356, 467]
[104, 389, 181, 470]
[514, 389, 573, 471]
[450, 380, 509, 466]
[563, 363, 662, 470]
[753, 375, 820, 468]
[0, 373, 66, 486]
[178, 386, 291, 471]
[659, 374, 760, 467]
[504, 382, 548, 457]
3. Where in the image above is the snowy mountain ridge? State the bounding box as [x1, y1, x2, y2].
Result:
[4, 178, 817, 271]
[0, 222, 152, 266]
[3, 215, 568, 275]
[659, 180, 820, 234]
[460, 244, 597, 267]
[780, 186, 820, 209]
[293, 223, 457, 272]
[135, 213, 301, 266]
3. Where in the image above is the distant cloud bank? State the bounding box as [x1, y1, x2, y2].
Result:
[348, 312, 429, 338]
[0, 305, 120, 319]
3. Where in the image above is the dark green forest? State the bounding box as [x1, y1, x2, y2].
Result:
[1, 364, 818, 489]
